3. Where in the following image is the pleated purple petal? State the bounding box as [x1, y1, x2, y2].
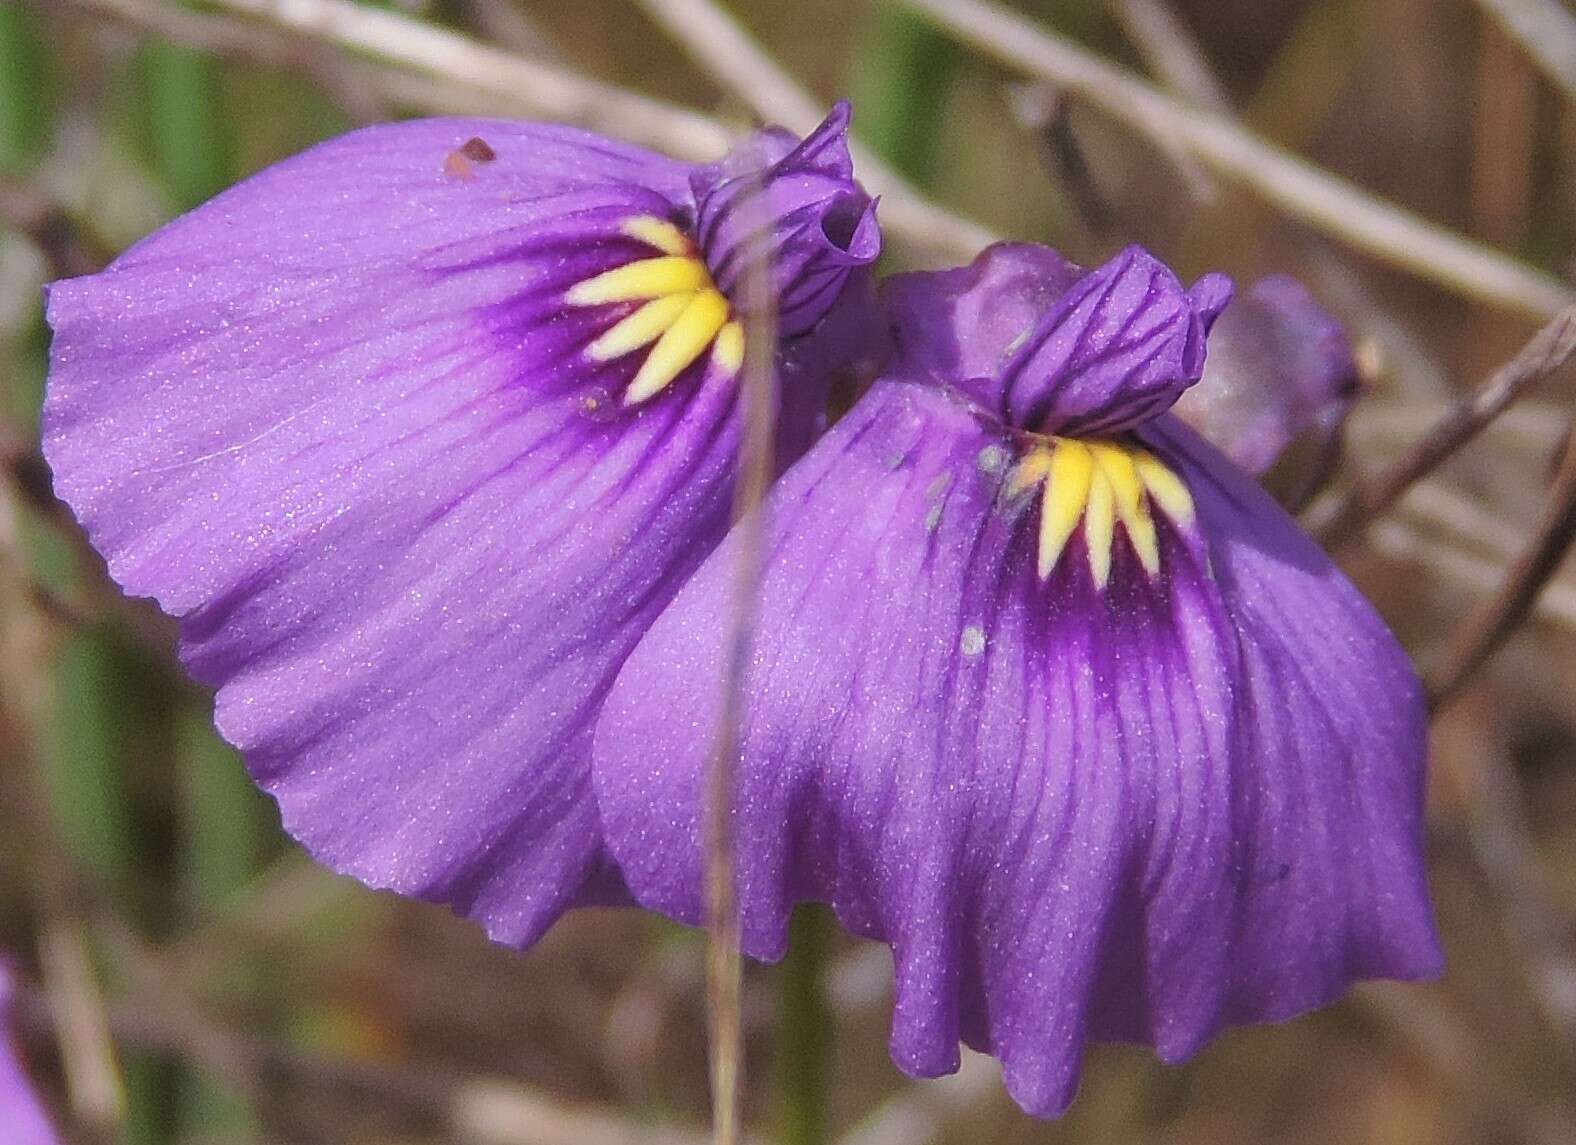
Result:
[1001, 246, 1230, 434]
[692, 102, 880, 337]
[884, 244, 1230, 436]
[880, 242, 1085, 387]
[0, 963, 58, 1145]
[44, 117, 875, 945]
[593, 376, 1440, 1115]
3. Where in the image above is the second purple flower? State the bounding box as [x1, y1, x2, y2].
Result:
[593, 242, 1443, 1115]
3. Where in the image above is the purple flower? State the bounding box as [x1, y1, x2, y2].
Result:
[592, 243, 1442, 1116]
[0, 962, 58, 1145]
[1173, 275, 1359, 477]
[43, 105, 879, 947]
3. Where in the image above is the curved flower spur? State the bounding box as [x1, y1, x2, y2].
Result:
[593, 243, 1443, 1116]
[43, 104, 879, 947]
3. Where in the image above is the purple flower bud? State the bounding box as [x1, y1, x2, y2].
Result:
[43, 108, 879, 948]
[1174, 275, 1360, 476]
[593, 242, 1440, 1118]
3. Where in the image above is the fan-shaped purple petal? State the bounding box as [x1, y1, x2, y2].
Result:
[593, 379, 1440, 1116]
[43, 116, 871, 945]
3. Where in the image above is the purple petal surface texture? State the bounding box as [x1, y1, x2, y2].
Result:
[44, 109, 879, 946]
[1173, 274, 1360, 476]
[593, 242, 1441, 1116]
[986, 244, 1232, 436]
[0, 963, 59, 1145]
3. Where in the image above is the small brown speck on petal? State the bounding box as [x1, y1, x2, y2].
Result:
[461, 137, 497, 162]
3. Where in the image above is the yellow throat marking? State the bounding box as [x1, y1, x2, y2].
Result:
[566, 216, 745, 405]
[1006, 438, 1194, 587]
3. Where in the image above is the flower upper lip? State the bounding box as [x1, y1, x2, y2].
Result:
[690, 101, 880, 337]
[882, 243, 1233, 440]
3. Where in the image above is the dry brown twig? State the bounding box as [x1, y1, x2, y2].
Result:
[0, 177, 104, 277]
[58, 0, 995, 265]
[1107, 0, 1231, 113]
[51, 0, 1576, 318]
[1354, 982, 1576, 1145]
[1353, 399, 1567, 454]
[10, 963, 736, 1145]
[1094, 0, 1225, 204]
[628, 0, 826, 134]
[1427, 415, 1576, 706]
[1444, 709, 1576, 1050]
[1310, 303, 1576, 544]
[1473, 0, 1576, 107]
[0, 669, 124, 1143]
[896, 0, 1573, 319]
[627, 0, 998, 259]
[1368, 520, 1576, 633]
[456, 0, 566, 61]
[1372, 484, 1576, 637]
[60, 0, 732, 153]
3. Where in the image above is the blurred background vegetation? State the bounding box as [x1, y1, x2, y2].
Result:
[3, 0, 1576, 1142]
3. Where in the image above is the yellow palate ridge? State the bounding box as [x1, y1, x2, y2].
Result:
[566, 256, 710, 306]
[586, 293, 694, 361]
[621, 215, 694, 257]
[1089, 443, 1160, 576]
[568, 215, 746, 405]
[586, 292, 696, 360]
[713, 320, 745, 373]
[625, 288, 731, 404]
[1083, 465, 1117, 588]
[1134, 451, 1196, 527]
[1037, 442, 1093, 579]
[1006, 448, 1055, 500]
[1012, 437, 1193, 587]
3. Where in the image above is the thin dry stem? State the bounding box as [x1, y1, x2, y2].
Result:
[37, 924, 124, 1136]
[898, 0, 1574, 318]
[1473, 0, 1576, 107]
[1427, 417, 1576, 707]
[1098, 0, 1222, 202]
[627, 0, 998, 262]
[628, 0, 825, 130]
[456, 0, 565, 61]
[62, 0, 993, 263]
[0, 176, 104, 276]
[1445, 709, 1576, 1048]
[102, 0, 731, 154]
[1311, 302, 1576, 543]
[701, 183, 781, 1145]
[1354, 983, 1576, 1145]
[10, 967, 732, 1145]
[1108, 0, 1231, 112]
[1369, 520, 1576, 632]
